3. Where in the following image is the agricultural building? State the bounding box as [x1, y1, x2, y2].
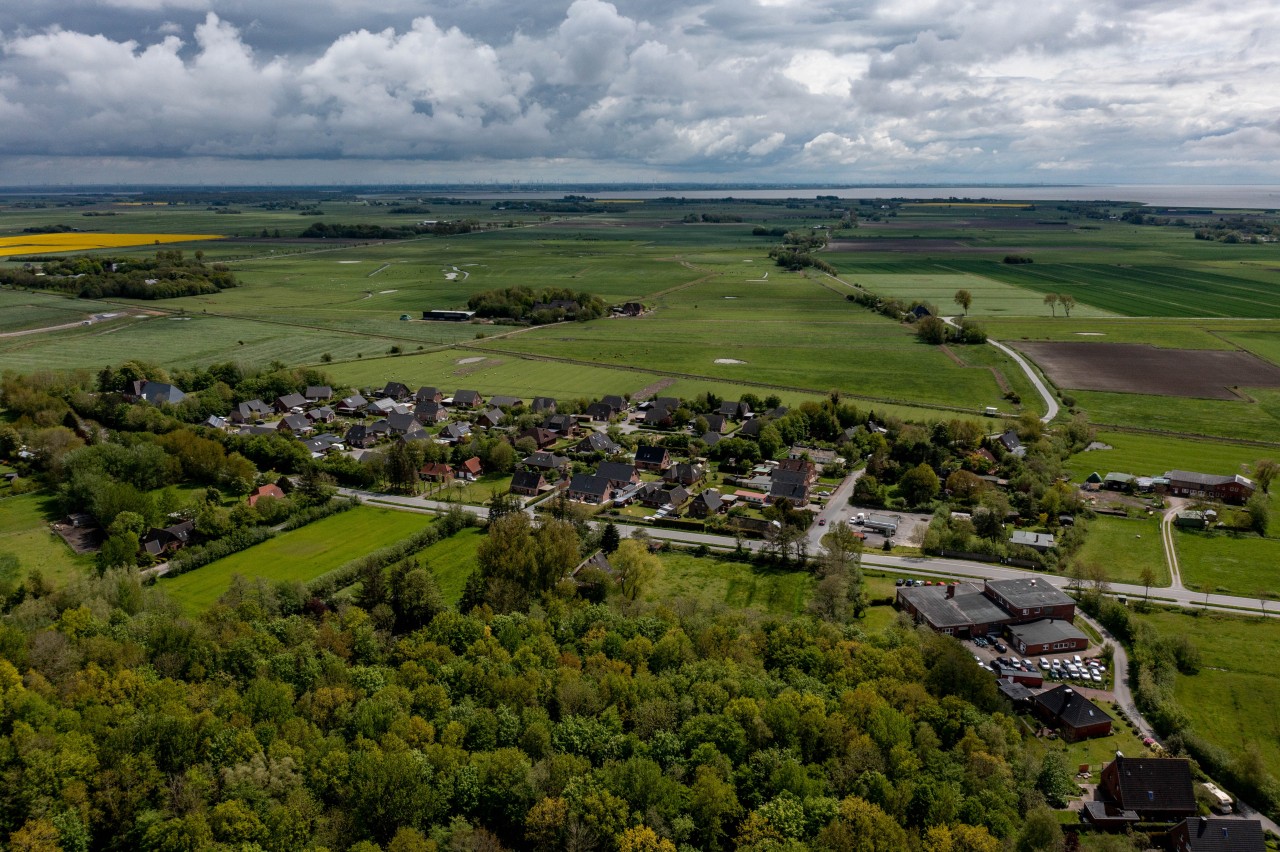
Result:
[1163, 470, 1255, 504]
[422, 310, 476, 321]
[1031, 686, 1112, 741]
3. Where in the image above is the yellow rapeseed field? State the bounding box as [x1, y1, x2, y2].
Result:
[0, 232, 223, 258]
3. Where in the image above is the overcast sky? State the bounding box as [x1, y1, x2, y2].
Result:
[0, 0, 1276, 185]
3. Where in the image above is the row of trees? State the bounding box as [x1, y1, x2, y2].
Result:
[0, 250, 238, 300]
[466, 286, 608, 324]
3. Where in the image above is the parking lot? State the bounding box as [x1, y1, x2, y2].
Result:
[967, 633, 1112, 690]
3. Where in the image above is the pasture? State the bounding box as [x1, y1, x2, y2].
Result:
[845, 271, 1114, 318]
[415, 526, 484, 605]
[1173, 528, 1280, 598]
[647, 552, 814, 616]
[1064, 431, 1265, 482]
[1139, 608, 1280, 781]
[159, 506, 432, 612]
[0, 492, 95, 587]
[1069, 388, 1280, 443]
[1073, 515, 1168, 587]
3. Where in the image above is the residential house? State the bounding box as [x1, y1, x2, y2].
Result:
[344, 424, 378, 449]
[516, 427, 558, 450]
[776, 456, 819, 485]
[367, 397, 398, 416]
[701, 431, 723, 448]
[304, 385, 333, 402]
[635, 445, 671, 472]
[489, 395, 523, 410]
[306, 406, 336, 424]
[639, 483, 690, 511]
[420, 462, 454, 484]
[204, 415, 228, 430]
[302, 434, 344, 456]
[277, 413, 313, 435]
[509, 470, 548, 496]
[337, 394, 368, 415]
[1164, 470, 1256, 505]
[643, 406, 674, 428]
[387, 412, 426, 439]
[688, 489, 725, 518]
[699, 414, 726, 434]
[585, 402, 615, 421]
[231, 399, 273, 423]
[415, 387, 444, 405]
[769, 478, 810, 506]
[595, 461, 640, 489]
[567, 474, 614, 504]
[522, 452, 571, 474]
[134, 381, 186, 406]
[738, 418, 765, 438]
[531, 397, 557, 414]
[237, 424, 278, 437]
[477, 408, 505, 429]
[380, 381, 412, 401]
[455, 457, 483, 481]
[575, 432, 622, 456]
[542, 413, 579, 436]
[1031, 685, 1113, 741]
[601, 394, 627, 413]
[141, 519, 195, 557]
[274, 392, 308, 413]
[717, 400, 750, 420]
[247, 484, 285, 507]
[617, 301, 645, 316]
[453, 389, 484, 408]
[415, 401, 448, 424]
[1169, 817, 1264, 852]
[439, 423, 471, 443]
[1097, 756, 1197, 823]
[996, 429, 1026, 457]
[664, 462, 705, 487]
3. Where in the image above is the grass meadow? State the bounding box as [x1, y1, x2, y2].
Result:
[1065, 431, 1265, 482]
[647, 552, 815, 616]
[416, 526, 484, 605]
[0, 492, 95, 587]
[159, 506, 432, 612]
[1173, 527, 1280, 598]
[1073, 515, 1169, 587]
[1138, 608, 1280, 781]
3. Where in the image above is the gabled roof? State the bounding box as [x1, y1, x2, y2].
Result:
[304, 385, 332, 400]
[769, 480, 810, 502]
[489, 395, 522, 409]
[531, 396, 557, 412]
[600, 394, 626, 411]
[457, 457, 482, 475]
[1175, 817, 1264, 852]
[338, 393, 368, 409]
[596, 461, 637, 484]
[635, 445, 669, 464]
[139, 381, 185, 405]
[1034, 685, 1113, 729]
[415, 386, 442, 403]
[441, 422, 471, 440]
[695, 489, 723, 512]
[387, 412, 421, 434]
[382, 381, 411, 398]
[1106, 756, 1196, 813]
[524, 451, 569, 469]
[703, 414, 727, 433]
[568, 473, 613, 498]
[543, 413, 576, 431]
[248, 484, 285, 506]
[280, 413, 311, 431]
[454, 389, 483, 405]
[701, 431, 722, 447]
[578, 432, 622, 455]
[1165, 470, 1255, 490]
[510, 470, 546, 491]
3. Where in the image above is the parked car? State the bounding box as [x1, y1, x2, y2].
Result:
[994, 642, 1007, 653]
[1039, 658, 1050, 669]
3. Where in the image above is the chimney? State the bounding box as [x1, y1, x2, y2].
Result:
[946, 583, 956, 599]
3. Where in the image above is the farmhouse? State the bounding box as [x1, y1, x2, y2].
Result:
[1163, 470, 1256, 504]
[1096, 756, 1197, 823]
[1032, 686, 1112, 741]
[1169, 817, 1264, 852]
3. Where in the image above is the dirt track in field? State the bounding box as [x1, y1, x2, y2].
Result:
[1014, 341, 1280, 399]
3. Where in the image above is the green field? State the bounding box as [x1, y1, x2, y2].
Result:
[1071, 388, 1280, 444]
[1174, 527, 1280, 598]
[0, 492, 95, 586]
[648, 552, 815, 615]
[849, 270, 1114, 318]
[1065, 431, 1266, 482]
[1073, 515, 1168, 587]
[159, 506, 433, 611]
[1139, 608, 1280, 781]
[416, 526, 483, 605]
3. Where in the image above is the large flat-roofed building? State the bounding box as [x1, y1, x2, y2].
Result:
[1008, 619, 1088, 655]
[896, 577, 1080, 642]
[983, 577, 1076, 624]
[896, 582, 1012, 638]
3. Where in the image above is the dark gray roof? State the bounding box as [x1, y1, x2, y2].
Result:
[897, 583, 1009, 630]
[701, 431, 722, 447]
[1107, 756, 1196, 813]
[600, 395, 626, 410]
[140, 381, 185, 405]
[510, 470, 545, 491]
[1165, 470, 1254, 490]
[304, 385, 332, 399]
[1034, 685, 1112, 729]
[596, 461, 636, 484]
[568, 474, 612, 498]
[524, 451, 568, 469]
[489, 395, 522, 408]
[531, 396, 557, 412]
[996, 680, 1034, 702]
[635, 445, 668, 464]
[1175, 817, 1264, 852]
[578, 433, 622, 454]
[1008, 619, 1086, 647]
[985, 578, 1074, 608]
[454, 389, 482, 405]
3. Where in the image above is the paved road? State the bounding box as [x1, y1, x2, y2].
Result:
[987, 338, 1059, 423]
[0, 319, 94, 338]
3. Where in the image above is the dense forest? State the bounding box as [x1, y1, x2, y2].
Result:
[0, 251, 237, 300]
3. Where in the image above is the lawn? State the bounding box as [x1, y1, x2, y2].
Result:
[417, 526, 484, 605]
[648, 552, 814, 616]
[1065, 431, 1265, 483]
[1137, 608, 1280, 782]
[1173, 527, 1280, 598]
[1073, 515, 1168, 587]
[1034, 701, 1150, 774]
[427, 473, 513, 506]
[159, 506, 434, 611]
[0, 492, 95, 587]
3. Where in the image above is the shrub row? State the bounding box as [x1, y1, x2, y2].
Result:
[280, 496, 358, 531]
[166, 525, 276, 577]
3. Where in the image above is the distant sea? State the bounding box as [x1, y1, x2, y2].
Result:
[433, 185, 1280, 209]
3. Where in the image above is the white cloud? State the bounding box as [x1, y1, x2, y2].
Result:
[0, 0, 1276, 182]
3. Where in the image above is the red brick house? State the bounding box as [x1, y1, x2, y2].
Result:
[1097, 756, 1197, 823]
[247, 484, 285, 507]
[1032, 685, 1113, 741]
